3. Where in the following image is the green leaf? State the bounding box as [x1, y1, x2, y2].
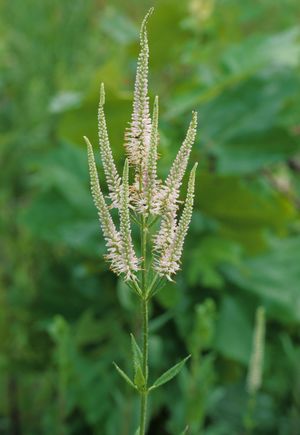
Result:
[186, 236, 241, 288]
[113, 362, 136, 389]
[166, 29, 300, 119]
[179, 427, 189, 435]
[134, 365, 146, 391]
[130, 333, 143, 375]
[214, 296, 253, 364]
[149, 356, 191, 391]
[100, 7, 137, 45]
[214, 128, 300, 175]
[224, 236, 300, 323]
[197, 172, 295, 254]
[134, 428, 140, 435]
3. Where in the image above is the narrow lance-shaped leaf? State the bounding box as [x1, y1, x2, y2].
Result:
[149, 355, 191, 391]
[113, 362, 136, 390]
[119, 159, 139, 280]
[131, 333, 146, 390]
[131, 333, 143, 375]
[134, 365, 146, 391]
[98, 83, 121, 208]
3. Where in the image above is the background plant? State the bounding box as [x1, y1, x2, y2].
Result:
[1, 0, 300, 434]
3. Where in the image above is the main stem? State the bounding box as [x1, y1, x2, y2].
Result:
[140, 215, 149, 435]
[140, 298, 148, 435]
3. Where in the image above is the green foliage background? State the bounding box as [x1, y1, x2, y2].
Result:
[1, 0, 300, 433]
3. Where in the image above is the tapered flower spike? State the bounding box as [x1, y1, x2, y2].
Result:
[84, 136, 124, 275]
[145, 95, 161, 214]
[164, 111, 197, 209]
[98, 82, 121, 208]
[153, 112, 197, 254]
[124, 8, 153, 174]
[155, 163, 198, 280]
[119, 159, 140, 280]
[247, 306, 266, 395]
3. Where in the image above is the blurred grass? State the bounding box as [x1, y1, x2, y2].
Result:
[1, 0, 300, 434]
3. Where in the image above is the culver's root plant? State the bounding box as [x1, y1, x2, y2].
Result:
[84, 8, 197, 434]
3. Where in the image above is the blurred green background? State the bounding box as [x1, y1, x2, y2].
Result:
[1, 0, 300, 434]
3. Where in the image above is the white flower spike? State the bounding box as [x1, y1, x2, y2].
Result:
[98, 82, 121, 208]
[85, 137, 139, 280]
[119, 159, 140, 280]
[84, 136, 123, 274]
[124, 8, 153, 168]
[153, 111, 197, 255]
[154, 163, 198, 280]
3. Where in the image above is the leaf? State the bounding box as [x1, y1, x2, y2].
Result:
[100, 6, 137, 45]
[214, 128, 300, 175]
[113, 362, 136, 389]
[223, 236, 300, 323]
[149, 356, 191, 391]
[186, 236, 242, 288]
[166, 29, 300, 119]
[197, 172, 295, 254]
[134, 365, 146, 391]
[130, 333, 143, 375]
[214, 296, 253, 364]
[179, 427, 189, 435]
[134, 428, 140, 435]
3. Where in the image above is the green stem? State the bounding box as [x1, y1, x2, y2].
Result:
[139, 215, 149, 435]
[244, 393, 256, 434]
[141, 215, 147, 290]
[140, 298, 148, 435]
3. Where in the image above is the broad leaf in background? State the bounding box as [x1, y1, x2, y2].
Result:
[186, 236, 241, 288]
[223, 236, 300, 323]
[214, 296, 253, 364]
[19, 142, 102, 255]
[196, 172, 295, 253]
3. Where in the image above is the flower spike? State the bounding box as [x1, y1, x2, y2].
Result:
[124, 8, 153, 171]
[164, 111, 197, 209]
[146, 95, 161, 214]
[155, 163, 198, 280]
[98, 82, 121, 208]
[119, 159, 140, 280]
[84, 136, 124, 275]
[153, 112, 197, 255]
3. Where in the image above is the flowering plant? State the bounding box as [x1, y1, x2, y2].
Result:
[84, 8, 197, 434]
